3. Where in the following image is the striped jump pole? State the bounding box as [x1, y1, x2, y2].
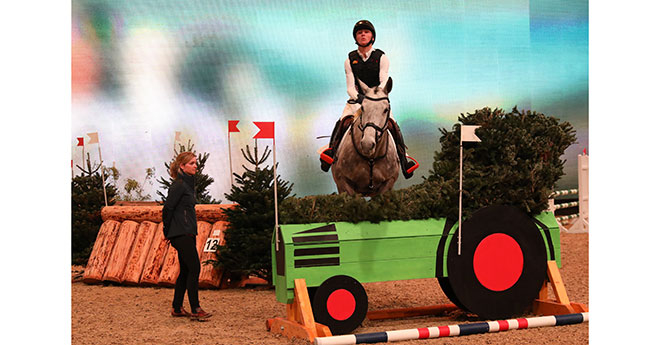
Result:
[550, 189, 578, 198]
[314, 313, 589, 345]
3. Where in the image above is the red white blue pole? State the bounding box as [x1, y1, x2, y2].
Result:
[314, 312, 588, 345]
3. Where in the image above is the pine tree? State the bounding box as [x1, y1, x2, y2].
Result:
[156, 140, 217, 204]
[211, 144, 293, 284]
[426, 106, 576, 218]
[71, 153, 118, 265]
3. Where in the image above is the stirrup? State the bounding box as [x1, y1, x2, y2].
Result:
[320, 147, 334, 165]
[405, 156, 419, 174]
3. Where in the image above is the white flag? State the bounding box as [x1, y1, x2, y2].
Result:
[461, 125, 481, 142]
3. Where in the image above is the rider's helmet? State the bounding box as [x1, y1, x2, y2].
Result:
[353, 20, 375, 47]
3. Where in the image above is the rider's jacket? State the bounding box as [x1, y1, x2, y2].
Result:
[348, 49, 384, 92]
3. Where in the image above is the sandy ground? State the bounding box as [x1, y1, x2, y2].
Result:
[71, 231, 588, 345]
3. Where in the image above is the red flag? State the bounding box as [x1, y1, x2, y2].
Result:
[228, 120, 240, 133]
[253, 122, 274, 139]
[77, 137, 84, 146]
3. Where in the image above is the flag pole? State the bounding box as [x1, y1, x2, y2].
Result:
[457, 125, 482, 256]
[458, 139, 463, 256]
[272, 123, 280, 251]
[82, 141, 85, 169]
[98, 144, 108, 207]
[228, 127, 233, 187]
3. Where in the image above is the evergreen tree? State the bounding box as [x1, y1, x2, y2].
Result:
[71, 153, 117, 265]
[156, 140, 217, 204]
[211, 144, 293, 284]
[426, 106, 576, 218]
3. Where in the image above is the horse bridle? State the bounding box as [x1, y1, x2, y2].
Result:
[350, 95, 392, 190]
[356, 95, 390, 144]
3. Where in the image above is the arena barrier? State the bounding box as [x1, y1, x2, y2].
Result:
[548, 153, 588, 233]
[314, 312, 589, 345]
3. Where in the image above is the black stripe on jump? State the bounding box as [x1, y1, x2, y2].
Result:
[458, 322, 490, 335]
[435, 219, 455, 278]
[294, 257, 340, 268]
[294, 224, 337, 234]
[294, 247, 340, 257]
[532, 218, 555, 261]
[292, 234, 339, 243]
[555, 313, 584, 326]
[355, 332, 388, 344]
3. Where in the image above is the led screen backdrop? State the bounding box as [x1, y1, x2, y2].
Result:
[72, 0, 588, 202]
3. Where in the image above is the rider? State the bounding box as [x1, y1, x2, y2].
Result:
[320, 19, 417, 179]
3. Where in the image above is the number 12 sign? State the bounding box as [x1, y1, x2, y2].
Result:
[204, 238, 221, 252]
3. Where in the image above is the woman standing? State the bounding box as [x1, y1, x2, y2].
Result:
[162, 151, 212, 320]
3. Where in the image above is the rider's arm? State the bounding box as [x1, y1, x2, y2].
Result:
[345, 58, 359, 100]
[377, 53, 390, 90]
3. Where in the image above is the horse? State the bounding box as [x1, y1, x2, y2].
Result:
[331, 78, 399, 196]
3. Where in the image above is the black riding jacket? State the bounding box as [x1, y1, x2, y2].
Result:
[162, 171, 197, 239]
[349, 48, 384, 91]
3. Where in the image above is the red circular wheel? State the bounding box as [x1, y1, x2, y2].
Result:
[445, 205, 547, 320]
[312, 275, 368, 334]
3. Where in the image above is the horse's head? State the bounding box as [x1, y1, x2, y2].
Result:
[355, 78, 393, 157]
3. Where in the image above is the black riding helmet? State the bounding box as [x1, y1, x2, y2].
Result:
[353, 20, 375, 47]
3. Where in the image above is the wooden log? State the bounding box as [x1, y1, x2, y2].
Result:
[139, 223, 169, 286]
[83, 220, 121, 284]
[157, 244, 180, 287]
[122, 221, 158, 285]
[103, 220, 140, 283]
[199, 221, 227, 289]
[101, 204, 234, 223]
[195, 222, 212, 259]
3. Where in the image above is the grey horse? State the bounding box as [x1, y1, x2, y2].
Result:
[331, 78, 399, 196]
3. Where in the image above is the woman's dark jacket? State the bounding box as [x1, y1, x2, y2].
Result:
[162, 171, 197, 239]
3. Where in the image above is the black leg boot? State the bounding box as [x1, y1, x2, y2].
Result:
[320, 116, 353, 172]
[388, 118, 417, 179]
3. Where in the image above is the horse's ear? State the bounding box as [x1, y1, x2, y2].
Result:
[357, 78, 369, 94]
[385, 77, 393, 94]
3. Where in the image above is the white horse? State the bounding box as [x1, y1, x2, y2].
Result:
[331, 78, 399, 196]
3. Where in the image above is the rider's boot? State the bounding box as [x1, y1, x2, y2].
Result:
[387, 118, 418, 179]
[320, 115, 354, 172]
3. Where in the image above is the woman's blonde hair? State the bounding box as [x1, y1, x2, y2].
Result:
[169, 151, 196, 179]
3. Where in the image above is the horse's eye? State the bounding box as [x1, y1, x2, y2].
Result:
[384, 108, 389, 113]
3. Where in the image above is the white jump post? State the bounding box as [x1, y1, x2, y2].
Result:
[549, 153, 588, 233]
[575, 153, 589, 233]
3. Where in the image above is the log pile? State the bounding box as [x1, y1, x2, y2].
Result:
[83, 204, 241, 289]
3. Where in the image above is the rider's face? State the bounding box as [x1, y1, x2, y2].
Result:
[356, 29, 373, 46]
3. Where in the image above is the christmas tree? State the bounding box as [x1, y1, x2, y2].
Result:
[156, 140, 217, 204]
[211, 144, 293, 284]
[71, 153, 118, 265]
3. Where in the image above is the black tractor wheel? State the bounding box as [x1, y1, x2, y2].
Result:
[311, 275, 368, 334]
[443, 205, 547, 320]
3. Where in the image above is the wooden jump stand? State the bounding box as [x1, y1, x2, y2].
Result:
[267, 279, 332, 342]
[533, 260, 588, 315]
[268, 260, 587, 343]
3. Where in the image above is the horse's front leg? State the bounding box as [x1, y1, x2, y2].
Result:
[336, 178, 359, 196]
